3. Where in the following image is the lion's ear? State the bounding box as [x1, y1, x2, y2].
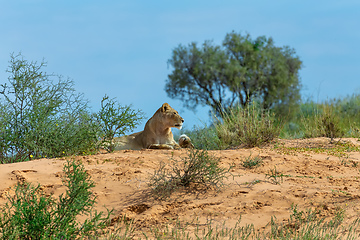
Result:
[161, 103, 170, 112]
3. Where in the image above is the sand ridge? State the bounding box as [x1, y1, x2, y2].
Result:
[1, 137, 360, 236]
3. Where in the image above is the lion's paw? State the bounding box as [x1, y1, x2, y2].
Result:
[178, 134, 194, 149]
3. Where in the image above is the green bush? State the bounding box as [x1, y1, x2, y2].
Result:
[0, 53, 144, 162]
[149, 149, 230, 199]
[182, 124, 225, 150]
[216, 104, 279, 148]
[301, 104, 345, 140]
[280, 95, 360, 139]
[182, 105, 279, 150]
[187, 95, 360, 143]
[241, 154, 263, 169]
[95, 95, 144, 152]
[320, 105, 345, 140]
[0, 160, 111, 239]
[0, 53, 98, 163]
[265, 167, 284, 185]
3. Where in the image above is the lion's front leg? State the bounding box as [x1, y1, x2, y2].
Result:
[148, 143, 178, 149]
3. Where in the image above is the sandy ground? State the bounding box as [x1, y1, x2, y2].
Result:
[1, 137, 360, 237]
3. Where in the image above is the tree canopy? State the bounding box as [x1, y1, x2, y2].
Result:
[165, 31, 302, 117]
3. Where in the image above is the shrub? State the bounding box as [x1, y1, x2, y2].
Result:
[149, 149, 230, 199]
[265, 167, 284, 185]
[95, 95, 144, 152]
[181, 124, 225, 150]
[182, 104, 279, 150]
[0, 53, 98, 163]
[282, 96, 360, 139]
[0, 53, 144, 161]
[0, 160, 111, 239]
[216, 104, 280, 148]
[241, 154, 263, 169]
[320, 105, 345, 140]
[302, 104, 344, 141]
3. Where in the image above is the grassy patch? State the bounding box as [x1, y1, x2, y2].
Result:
[265, 167, 287, 185]
[121, 206, 360, 239]
[241, 154, 263, 169]
[280, 95, 360, 139]
[274, 141, 360, 159]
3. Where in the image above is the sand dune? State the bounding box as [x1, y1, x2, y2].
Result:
[1, 137, 360, 237]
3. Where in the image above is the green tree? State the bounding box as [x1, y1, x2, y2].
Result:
[165, 31, 302, 117]
[165, 41, 231, 116]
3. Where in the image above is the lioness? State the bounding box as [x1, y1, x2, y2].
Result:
[114, 103, 193, 150]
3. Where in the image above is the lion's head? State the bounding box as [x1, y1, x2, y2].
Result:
[154, 103, 184, 130]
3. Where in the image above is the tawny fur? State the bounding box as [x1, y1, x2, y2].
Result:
[114, 103, 192, 150]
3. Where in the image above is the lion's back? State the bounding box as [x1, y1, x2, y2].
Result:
[113, 134, 143, 150]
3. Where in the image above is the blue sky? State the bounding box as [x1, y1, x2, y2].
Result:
[1, 1, 359, 133]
